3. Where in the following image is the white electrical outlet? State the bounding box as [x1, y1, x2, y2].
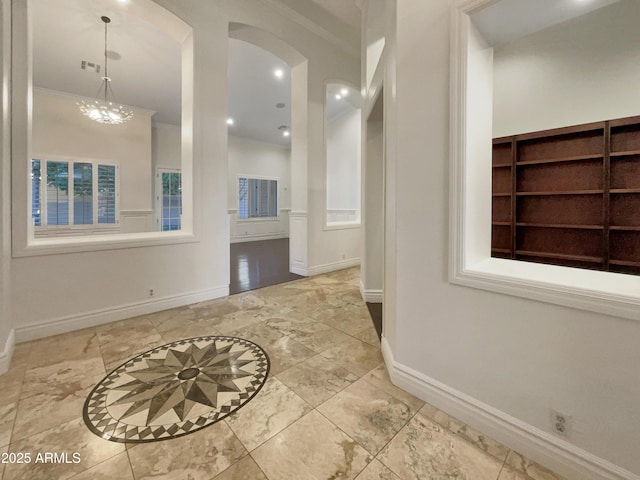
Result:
[551, 409, 572, 437]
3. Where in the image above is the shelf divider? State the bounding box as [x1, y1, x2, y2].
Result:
[516, 154, 603, 167]
[516, 190, 603, 196]
[515, 250, 603, 263]
[516, 223, 602, 230]
[603, 122, 611, 270]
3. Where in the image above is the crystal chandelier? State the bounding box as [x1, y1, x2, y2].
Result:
[77, 16, 133, 125]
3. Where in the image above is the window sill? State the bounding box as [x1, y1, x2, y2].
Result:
[34, 225, 121, 238]
[237, 217, 280, 223]
[14, 230, 198, 258]
[324, 222, 362, 231]
[451, 257, 640, 322]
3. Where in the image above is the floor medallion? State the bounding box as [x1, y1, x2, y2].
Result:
[83, 336, 269, 443]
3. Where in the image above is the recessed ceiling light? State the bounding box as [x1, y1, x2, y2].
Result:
[227, 118, 234, 125]
[117, 0, 128, 3]
[335, 94, 342, 100]
[340, 88, 349, 96]
[274, 69, 284, 79]
[283, 131, 290, 137]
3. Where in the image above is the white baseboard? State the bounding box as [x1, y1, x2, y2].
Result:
[230, 233, 288, 243]
[381, 337, 639, 480]
[15, 285, 229, 343]
[359, 280, 383, 303]
[290, 265, 308, 277]
[0, 329, 15, 375]
[293, 257, 360, 277]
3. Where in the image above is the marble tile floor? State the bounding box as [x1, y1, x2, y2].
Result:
[0, 268, 567, 480]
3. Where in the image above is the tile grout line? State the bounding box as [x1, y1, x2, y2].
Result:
[300, 406, 373, 478]
[222, 376, 316, 454]
[92, 327, 140, 480]
[272, 353, 361, 408]
[371, 405, 423, 475]
[4, 342, 32, 454]
[247, 452, 273, 480]
[65, 451, 128, 480]
[496, 450, 510, 480]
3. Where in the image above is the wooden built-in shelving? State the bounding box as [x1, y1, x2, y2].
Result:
[491, 115, 640, 276]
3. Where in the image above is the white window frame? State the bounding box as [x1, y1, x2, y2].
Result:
[450, 0, 640, 322]
[237, 175, 279, 221]
[155, 167, 182, 231]
[31, 157, 120, 234]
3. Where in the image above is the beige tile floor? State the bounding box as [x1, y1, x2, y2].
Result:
[0, 268, 567, 480]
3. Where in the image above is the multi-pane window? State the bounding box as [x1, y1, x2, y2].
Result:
[98, 165, 117, 224]
[158, 169, 182, 231]
[31, 159, 118, 227]
[238, 177, 278, 219]
[31, 160, 42, 226]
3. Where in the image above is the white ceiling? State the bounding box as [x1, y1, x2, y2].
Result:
[32, 0, 182, 125]
[35, 0, 626, 144]
[228, 39, 292, 146]
[310, 0, 361, 28]
[32, 0, 363, 146]
[472, 0, 622, 47]
[326, 83, 361, 122]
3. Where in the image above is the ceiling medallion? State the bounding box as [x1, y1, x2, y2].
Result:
[77, 16, 133, 125]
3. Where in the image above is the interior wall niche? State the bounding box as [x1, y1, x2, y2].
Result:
[451, 0, 640, 324]
[325, 82, 361, 226]
[12, 0, 192, 255]
[491, 115, 640, 275]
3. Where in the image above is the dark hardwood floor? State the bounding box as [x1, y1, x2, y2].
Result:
[366, 303, 382, 340]
[229, 238, 304, 295]
[230, 238, 381, 340]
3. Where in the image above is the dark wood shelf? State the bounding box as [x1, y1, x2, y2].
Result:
[516, 223, 603, 230]
[609, 259, 640, 267]
[516, 154, 603, 167]
[492, 192, 511, 197]
[610, 150, 640, 157]
[610, 188, 640, 194]
[610, 226, 640, 231]
[491, 248, 511, 254]
[516, 190, 603, 196]
[492, 163, 512, 168]
[492, 221, 510, 226]
[515, 250, 603, 263]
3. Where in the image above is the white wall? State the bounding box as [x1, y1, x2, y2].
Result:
[383, 0, 640, 477]
[326, 107, 360, 221]
[227, 135, 290, 242]
[228, 7, 361, 276]
[33, 89, 156, 233]
[365, 0, 385, 90]
[362, 97, 383, 301]
[152, 122, 181, 170]
[493, 0, 640, 137]
[0, 0, 12, 373]
[5, 0, 359, 342]
[33, 89, 154, 213]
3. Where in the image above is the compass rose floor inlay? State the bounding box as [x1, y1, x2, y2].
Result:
[83, 336, 269, 443]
